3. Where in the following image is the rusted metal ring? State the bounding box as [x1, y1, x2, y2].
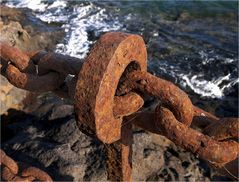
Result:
[75, 32, 147, 143]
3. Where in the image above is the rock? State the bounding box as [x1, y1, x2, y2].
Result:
[2, 100, 219, 181]
[132, 131, 165, 181]
[0, 76, 26, 115]
[0, 5, 65, 114]
[0, 6, 65, 51]
[178, 11, 191, 22]
[2, 106, 107, 181]
[47, 104, 74, 121]
[0, 5, 64, 51]
[0, 20, 28, 114]
[0, 21, 31, 51]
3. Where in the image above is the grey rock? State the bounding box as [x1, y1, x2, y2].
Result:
[2, 100, 215, 181]
[0, 6, 64, 52]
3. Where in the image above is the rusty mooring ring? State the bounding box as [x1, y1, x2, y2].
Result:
[75, 32, 147, 143]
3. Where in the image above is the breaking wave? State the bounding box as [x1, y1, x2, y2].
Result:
[149, 50, 238, 99]
[181, 73, 238, 98]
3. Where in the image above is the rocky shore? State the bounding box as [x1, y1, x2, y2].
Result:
[1, 6, 232, 181]
[0, 5, 64, 114]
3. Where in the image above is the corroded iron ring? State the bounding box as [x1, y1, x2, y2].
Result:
[75, 32, 147, 143]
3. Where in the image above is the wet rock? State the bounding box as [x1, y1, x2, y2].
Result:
[178, 11, 191, 22]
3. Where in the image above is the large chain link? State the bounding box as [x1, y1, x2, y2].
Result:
[120, 70, 239, 167]
[0, 33, 238, 181]
[0, 43, 81, 97]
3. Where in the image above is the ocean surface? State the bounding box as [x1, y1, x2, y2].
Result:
[4, 0, 239, 116]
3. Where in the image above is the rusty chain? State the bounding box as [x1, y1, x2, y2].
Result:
[121, 70, 239, 166]
[0, 32, 238, 181]
[0, 149, 52, 182]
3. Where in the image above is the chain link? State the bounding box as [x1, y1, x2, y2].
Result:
[0, 149, 53, 182]
[0, 33, 238, 181]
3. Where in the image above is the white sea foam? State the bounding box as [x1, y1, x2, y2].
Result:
[7, 0, 47, 12]
[221, 77, 239, 91]
[48, 0, 67, 9]
[56, 3, 122, 59]
[181, 75, 223, 98]
[181, 72, 239, 99]
[6, 1, 122, 59]
[150, 53, 237, 99]
[224, 58, 235, 64]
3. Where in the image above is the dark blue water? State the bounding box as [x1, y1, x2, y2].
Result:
[5, 0, 239, 116]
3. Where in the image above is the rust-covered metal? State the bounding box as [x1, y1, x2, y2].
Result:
[75, 32, 147, 144]
[1, 32, 239, 181]
[28, 51, 83, 76]
[5, 64, 63, 92]
[155, 106, 239, 167]
[0, 42, 35, 73]
[0, 149, 52, 182]
[129, 111, 160, 134]
[203, 117, 239, 141]
[2, 167, 34, 182]
[21, 167, 53, 182]
[0, 42, 83, 96]
[113, 92, 144, 118]
[120, 70, 194, 126]
[0, 149, 18, 175]
[106, 122, 133, 181]
[0, 42, 83, 76]
[202, 118, 239, 180]
[192, 106, 219, 129]
[129, 105, 221, 135]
